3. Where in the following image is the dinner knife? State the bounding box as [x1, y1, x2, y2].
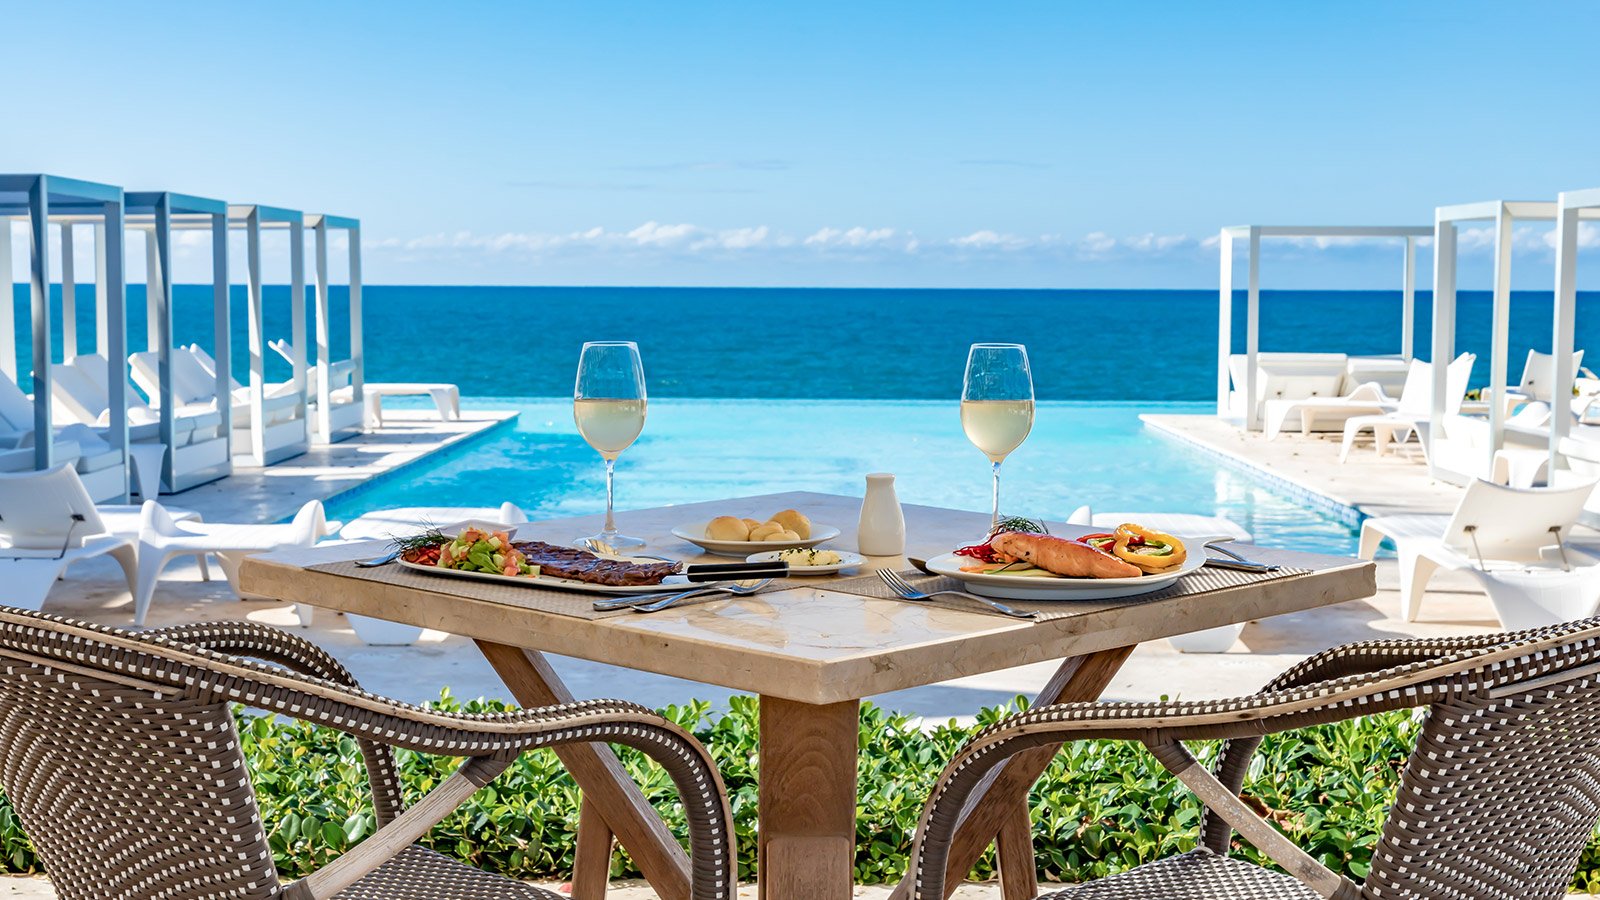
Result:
[683, 560, 789, 582]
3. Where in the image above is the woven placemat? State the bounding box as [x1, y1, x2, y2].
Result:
[306, 558, 799, 620]
[818, 564, 1312, 620]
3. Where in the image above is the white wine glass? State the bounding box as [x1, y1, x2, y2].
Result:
[575, 341, 648, 549]
[960, 343, 1035, 530]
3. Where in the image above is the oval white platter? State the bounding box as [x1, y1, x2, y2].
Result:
[671, 522, 841, 558]
[396, 557, 690, 596]
[745, 549, 865, 576]
[922, 538, 1205, 600]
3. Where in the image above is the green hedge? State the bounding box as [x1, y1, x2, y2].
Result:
[0, 692, 1596, 889]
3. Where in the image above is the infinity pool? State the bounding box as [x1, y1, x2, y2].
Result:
[328, 399, 1358, 555]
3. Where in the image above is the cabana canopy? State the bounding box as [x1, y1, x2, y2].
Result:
[0, 174, 128, 499]
[305, 213, 364, 444]
[1551, 188, 1600, 478]
[227, 203, 310, 465]
[124, 191, 233, 490]
[1218, 225, 1431, 429]
[1424, 200, 1600, 483]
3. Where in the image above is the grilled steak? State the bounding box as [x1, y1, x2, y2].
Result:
[512, 541, 681, 586]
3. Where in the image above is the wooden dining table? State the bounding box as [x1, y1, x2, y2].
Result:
[239, 490, 1376, 900]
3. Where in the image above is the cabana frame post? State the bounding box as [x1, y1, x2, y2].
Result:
[1551, 188, 1600, 477]
[0, 174, 130, 501]
[124, 191, 234, 491]
[229, 203, 311, 466]
[1217, 224, 1430, 430]
[306, 213, 364, 444]
[1428, 200, 1560, 485]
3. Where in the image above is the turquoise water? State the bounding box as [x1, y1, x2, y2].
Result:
[328, 399, 1360, 554]
[17, 286, 1600, 400]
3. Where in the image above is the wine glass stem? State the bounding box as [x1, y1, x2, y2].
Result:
[990, 460, 1002, 530]
[603, 458, 618, 536]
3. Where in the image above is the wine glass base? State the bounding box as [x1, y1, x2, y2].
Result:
[578, 532, 647, 552]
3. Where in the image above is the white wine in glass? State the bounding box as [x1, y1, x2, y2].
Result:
[575, 341, 648, 549]
[961, 343, 1034, 530]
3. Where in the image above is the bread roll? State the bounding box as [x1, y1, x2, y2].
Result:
[769, 509, 811, 539]
[741, 518, 763, 533]
[762, 529, 800, 542]
[706, 516, 751, 541]
[748, 521, 785, 542]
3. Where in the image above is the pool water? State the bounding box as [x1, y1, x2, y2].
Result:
[329, 399, 1360, 555]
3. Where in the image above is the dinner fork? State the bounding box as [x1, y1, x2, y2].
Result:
[628, 578, 773, 614]
[876, 568, 1036, 619]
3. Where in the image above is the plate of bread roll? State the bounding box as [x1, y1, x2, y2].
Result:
[672, 507, 842, 558]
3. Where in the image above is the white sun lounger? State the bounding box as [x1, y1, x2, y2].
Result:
[132, 345, 309, 465]
[337, 502, 530, 542]
[266, 339, 364, 443]
[52, 354, 231, 495]
[0, 372, 127, 502]
[265, 338, 460, 428]
[1481, 349, 1586, 418]
[133, 499, 342, 626]
[1358, 478, 1600, 626]
[0, 465, 139, 613]
[1339, 354, 1476, 463]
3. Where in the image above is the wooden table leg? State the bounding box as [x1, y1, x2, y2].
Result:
[889, 646, 1137, 900]
[571, 798, 615, 900]
[993, 804, 1036, 900]
[758, 695, 860, 900]
[477, 641, 692, 900]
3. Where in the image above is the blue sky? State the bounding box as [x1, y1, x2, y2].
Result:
[5, 1, 1600, 287]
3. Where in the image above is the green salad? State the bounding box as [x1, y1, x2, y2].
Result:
[437, 527, 538, 578]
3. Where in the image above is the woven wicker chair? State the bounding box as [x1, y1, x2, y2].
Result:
[908, 617, 1600, 900]
[0, 607, 734, 900]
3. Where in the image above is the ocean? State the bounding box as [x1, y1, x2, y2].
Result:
[16, 286, 1600, 399]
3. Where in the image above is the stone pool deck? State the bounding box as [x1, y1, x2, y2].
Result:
[1141, 413, 1465, 519]
[172, 408, 518, 522]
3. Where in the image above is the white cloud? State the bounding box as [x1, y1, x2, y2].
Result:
[357, 219, 1600, 275]
[950, 230, 1028, 250]
[626, 221, 696, 246]
[803, 226, 898, 248]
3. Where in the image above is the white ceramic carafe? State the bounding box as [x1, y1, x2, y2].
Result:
[857, 473, 906, 556]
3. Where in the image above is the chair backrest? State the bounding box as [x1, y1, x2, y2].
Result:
[0, 464, 109, 552]
[1393, 359, 1434, 415]
[1444, 352, 1476, 415]
[1441, 478, 1596, 562]
[0, 372, 37, 435]
[186, 344, 245, 393]
[73, 354, 152, 416]
[49, 362, 107, 425]
[1519, 349, 1586, 401]
[0, 608, 280, 899]
[1364, 619, 1600, 899]
[1344, 356, 1410, 397]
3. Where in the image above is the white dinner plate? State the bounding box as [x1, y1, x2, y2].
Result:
[396, 557, 690, 595]
[923, 531, 1205, 600]
[671, 521, 842, 558]
[745, 548, 865, 576]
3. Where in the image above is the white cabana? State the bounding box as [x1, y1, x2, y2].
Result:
[0, 174, 130, 502]
[1217, 224, 1431, 430]
[1547, 189, 1600, 506]
[124, 191, 233, 491]
[305, 213, 363, 444]
[1427, 200, 1568, 485]
[228, 203, 310, 465]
